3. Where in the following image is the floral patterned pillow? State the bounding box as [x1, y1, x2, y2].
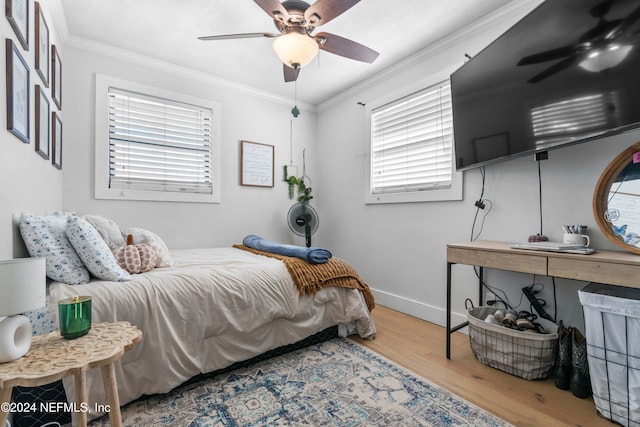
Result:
[65, 215, 131, 282]
[19, 212, 90, 285]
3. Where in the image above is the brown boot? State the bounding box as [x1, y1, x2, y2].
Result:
[570, 327, 592, 398]
[553, 321, 572, 390]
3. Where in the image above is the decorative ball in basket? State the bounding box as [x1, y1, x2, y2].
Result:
[115, 234, 157, 274]
[58, 295, 92, 339]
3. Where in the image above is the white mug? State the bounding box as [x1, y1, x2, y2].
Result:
[563, 232, 590, 247]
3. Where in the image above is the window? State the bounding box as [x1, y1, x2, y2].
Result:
[366, 80, 462, 204]
[95, 75, 221, 203]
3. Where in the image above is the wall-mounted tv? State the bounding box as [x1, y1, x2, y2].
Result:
[451, 0, 640, 171]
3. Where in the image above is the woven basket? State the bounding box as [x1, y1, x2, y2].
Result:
[467, 306, 558, 380]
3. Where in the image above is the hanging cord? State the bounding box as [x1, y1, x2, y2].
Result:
[537, 159, 544, 234]
[289, 119, 294, 165]
[471, 167, 492, 241]
[474, 266, 513, 309]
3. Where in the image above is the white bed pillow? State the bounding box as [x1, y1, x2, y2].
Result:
[66, 215, 131, 282]
[122, 227, 174, 267]
[82, 214, 126, 251]
[19, 212, 90, 285]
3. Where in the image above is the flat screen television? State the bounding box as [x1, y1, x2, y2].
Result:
[450, 0, 640, 171]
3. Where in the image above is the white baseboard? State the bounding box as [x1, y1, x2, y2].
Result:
[371, 288, 468, 334]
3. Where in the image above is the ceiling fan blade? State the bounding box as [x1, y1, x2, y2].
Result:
[198, 32, 277, 41]
[517, 44, 580, 66]
[283, 63, 300, 82]
[304, 0, 361, 26]
[613, 5, 640, 37]
[198, 33, 280, 41]
[254, 0, 289, 23]
[527, 54, 583, 84]
[315, 32, 379, 63]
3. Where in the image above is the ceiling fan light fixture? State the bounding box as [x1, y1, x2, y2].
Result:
[273, 32, 319, 68]
[579, 44, 633, 73]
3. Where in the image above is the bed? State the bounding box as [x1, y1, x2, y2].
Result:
[14, 212, 375, 423]
[47, 246, 376, 420]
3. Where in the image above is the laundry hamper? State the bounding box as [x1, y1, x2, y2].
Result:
[467, 306, 558, 380]
[579, 282, 640, 426]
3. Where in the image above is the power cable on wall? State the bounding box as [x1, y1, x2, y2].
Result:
[471, 166, 492, 241]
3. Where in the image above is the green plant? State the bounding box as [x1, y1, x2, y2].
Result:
[287, 176, 313, 204]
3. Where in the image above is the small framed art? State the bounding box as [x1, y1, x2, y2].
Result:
[52, 45, 62, 109]
[5, 0, 29, 50]
[6, 38, 30, 143]
[240, 140, 274, 187]
[52, 112, 62, 169]
[35, 2, 49, 86]
[35, 85, 50, 160]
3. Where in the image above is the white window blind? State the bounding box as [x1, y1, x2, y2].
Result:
[108, 88, 213, 194]
[370, 81, 453, 195]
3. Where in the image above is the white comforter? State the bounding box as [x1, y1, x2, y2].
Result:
[49, 247, 376, 418]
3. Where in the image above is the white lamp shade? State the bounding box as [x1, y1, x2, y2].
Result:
[0, 257, 46, 316]
[273, 32, 319, 68]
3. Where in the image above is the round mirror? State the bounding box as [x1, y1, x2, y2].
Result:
[593, 141, 640, 254]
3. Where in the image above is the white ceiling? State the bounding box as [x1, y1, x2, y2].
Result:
[59, 0, 515, 106]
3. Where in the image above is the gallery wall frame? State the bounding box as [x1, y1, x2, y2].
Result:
[5, 0, 29, 51]
[35, 1, 49, 87]
[35, 85, 50, 160]
[52, 111, 62, 169]
[240, 140, 274, 187]
[5, 38, 30, 144]
[51, 44, 62, 109]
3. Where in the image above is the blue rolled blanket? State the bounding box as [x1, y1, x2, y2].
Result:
[242, 235, 332, 264]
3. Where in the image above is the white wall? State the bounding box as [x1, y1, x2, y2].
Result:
[61, 42, 317, 249]
[315, 0, 639, 333]
[0, 1, 64, 259]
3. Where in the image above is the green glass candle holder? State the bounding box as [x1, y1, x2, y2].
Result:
[58, 295, 92, 339]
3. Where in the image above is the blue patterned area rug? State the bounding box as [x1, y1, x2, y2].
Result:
[91, 338, 510, 426]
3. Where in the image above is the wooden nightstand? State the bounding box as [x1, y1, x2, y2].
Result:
[0, 321, 142, 427]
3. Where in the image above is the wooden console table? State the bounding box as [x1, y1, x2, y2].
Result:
[446, 241, 640, 359]
[0, 321, 142, 427]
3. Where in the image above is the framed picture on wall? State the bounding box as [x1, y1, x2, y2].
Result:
[5, 0, 29, 50]
[240, 140, 274, 187]
[52, 112, 62, 169]
[52, 45, 62, 109]
[35, 2, 49, 87]
[6, 39, 30, 144]
[35, 85, 50, 160]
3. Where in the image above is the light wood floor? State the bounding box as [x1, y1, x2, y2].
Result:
[350, 305, 614, 427]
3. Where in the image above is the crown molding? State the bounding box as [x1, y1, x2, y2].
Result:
[316, 0, 543, 112]
[63, 35, 317, 113]
[44, 0, 70, 42]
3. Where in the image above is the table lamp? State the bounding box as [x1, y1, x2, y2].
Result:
[0, 257, 46, 363]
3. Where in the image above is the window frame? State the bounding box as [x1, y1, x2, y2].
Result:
[94, 74, 222, 203]
[365, 79, 462, 204]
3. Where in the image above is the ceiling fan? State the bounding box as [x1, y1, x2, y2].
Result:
[198, 0, 379, 82]
[517, 0, 640, 83]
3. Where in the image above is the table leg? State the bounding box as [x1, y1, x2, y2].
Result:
[0, 386, 12, 427]
[478, 266, 484, 304]
[75, 367, 88, 427]
[101, 363, 122, 427]
[446, 261, 452, 359]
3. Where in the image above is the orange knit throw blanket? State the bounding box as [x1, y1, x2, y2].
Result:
[233, 244, 375, 311]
